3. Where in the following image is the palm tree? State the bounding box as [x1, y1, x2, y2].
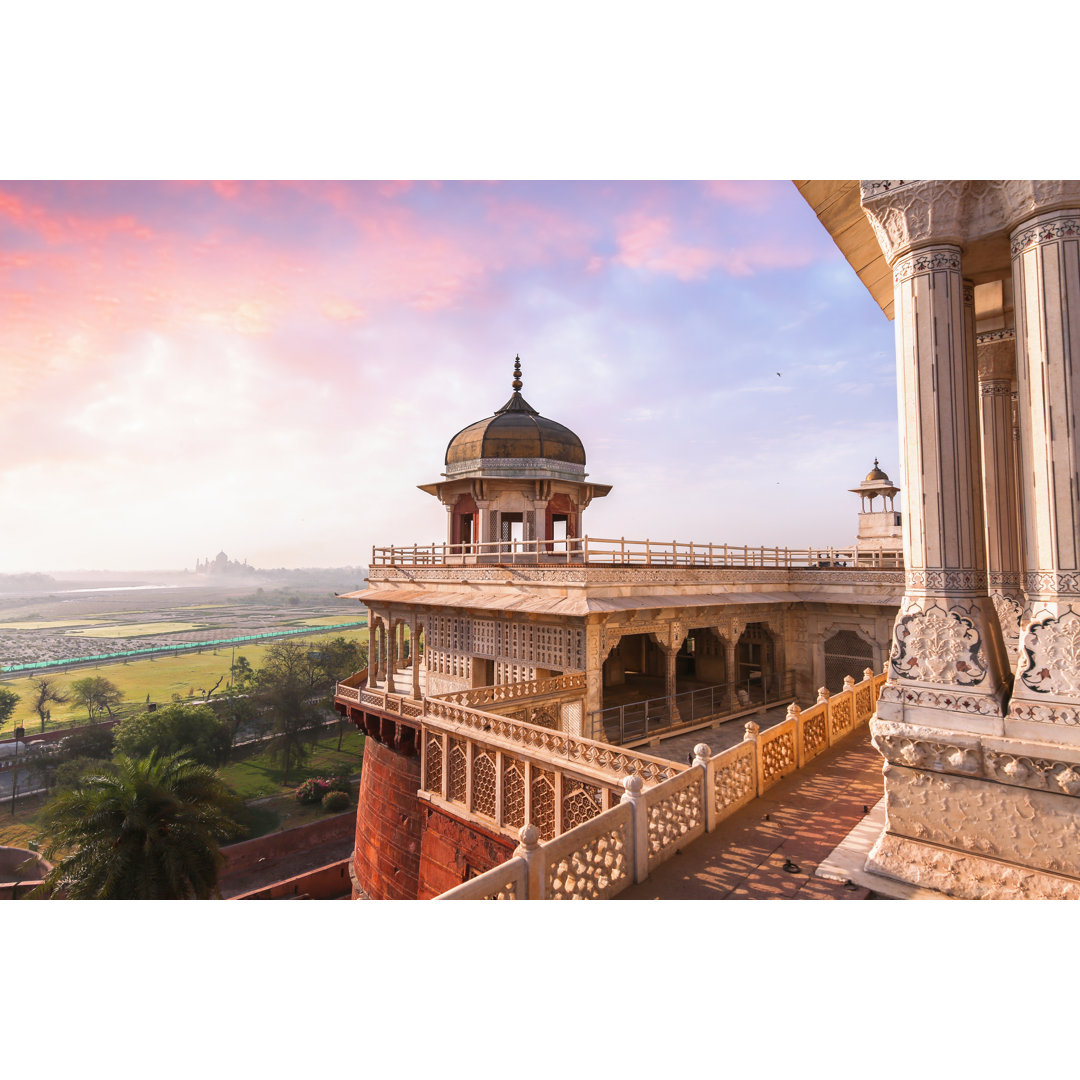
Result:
[36, 751, 243, 899]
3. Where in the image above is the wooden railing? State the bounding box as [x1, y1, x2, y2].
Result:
[434, 667, 888, 899]
[371, 536, 903, 569]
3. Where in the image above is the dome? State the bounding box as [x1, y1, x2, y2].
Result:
[444, 357, 586, 468]
[864, 458, 890, 483]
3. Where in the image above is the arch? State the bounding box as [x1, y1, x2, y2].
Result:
[451, 493, 478, 549]
[546, 492, 577, 549]
[822, 627, 876, 693]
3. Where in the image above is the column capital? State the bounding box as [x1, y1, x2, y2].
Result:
[860, 180, 967, 264]
[1003, 181, 1080, 235]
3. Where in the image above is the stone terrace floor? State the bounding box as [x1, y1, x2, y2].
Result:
[617, 723, 886, 900]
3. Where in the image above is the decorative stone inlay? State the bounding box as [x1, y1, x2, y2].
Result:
[444, 455, 587, 478]
[979, 381, 1014, 397]
[904, 569, 988, 592]
[893, 248, 962, 283]
[890, 603, 987, 686]
[861, 181, 916, 198]
[976, 328, 1016, 345]
[988, 571, 1023, 589]
[991, 592, 1023, 664]
[1024, 571, 1080, 597]
[877, 683, 1002, 715]
[1011, 216, 1080, 257]
[1017, 612, 1080, 696]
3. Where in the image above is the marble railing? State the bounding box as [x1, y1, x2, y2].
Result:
[434, 668, 886, 899]
[428, 671, 586, 709]
[373, 536, 903, 569]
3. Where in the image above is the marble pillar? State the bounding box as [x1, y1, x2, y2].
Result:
[1008, 208, 1080, 742]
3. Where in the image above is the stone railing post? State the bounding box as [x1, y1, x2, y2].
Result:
[692, 742, 714, 832]
[743, 720, 760, 798]
[788, 702, 804, 766]
[817, 687, 831, 744]
[513, 824, 544, 900]
[620, 774, 649, 884]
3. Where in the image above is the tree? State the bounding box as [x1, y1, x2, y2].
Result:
[30, 677, 68, 732]
[69, 676, 123, 723]
[112, 703, 231, 767]
[0, 687, 19, 730]
[35, 751, 243, 899]
[253, 641, 326, 784]
[314, 637, 367, 749]
[229, 655, 254, 690]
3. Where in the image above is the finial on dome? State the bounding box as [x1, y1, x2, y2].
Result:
[512, 355, 522, 392]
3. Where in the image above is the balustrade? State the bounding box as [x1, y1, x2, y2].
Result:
[372, 536, 903, 569]
[435, 666, 886, 900]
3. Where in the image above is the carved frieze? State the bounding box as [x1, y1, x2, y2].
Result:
[890, 603, 987, 686]
[1024, 571, 1080, 597]
[905, 569, 988, 593]
[877, 683, 1001, 715]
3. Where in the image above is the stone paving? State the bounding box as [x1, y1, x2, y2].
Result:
[616, 725, 886, 900]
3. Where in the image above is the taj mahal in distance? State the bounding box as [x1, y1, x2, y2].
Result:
[328, 181, 1080, 902]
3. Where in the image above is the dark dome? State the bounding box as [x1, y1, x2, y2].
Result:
[445, 358, 586, 467]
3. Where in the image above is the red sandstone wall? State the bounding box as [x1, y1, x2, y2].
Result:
[230, 858, 351, 900]
[416, 803, 516, 900]
[353, 737, 423, 899]
[221, 811, 355, 876]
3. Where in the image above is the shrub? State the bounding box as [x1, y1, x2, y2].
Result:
[326, 772, 351, 794]
[323, 789, 350, 813]
[296, 777, 330, 804]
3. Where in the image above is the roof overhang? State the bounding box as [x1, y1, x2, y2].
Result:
[794, 180, 894, 320]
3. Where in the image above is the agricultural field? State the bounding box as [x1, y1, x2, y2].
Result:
[0, 625, 367, 737]
[0, 579, 367, 673]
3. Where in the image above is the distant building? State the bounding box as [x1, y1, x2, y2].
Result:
[194, 551, 254, 576]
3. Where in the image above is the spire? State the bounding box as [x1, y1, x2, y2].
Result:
[494, 353, 538, 415]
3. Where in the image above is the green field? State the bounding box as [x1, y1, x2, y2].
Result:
[65, 621, 206, 638]
[0, 626, 368, 737]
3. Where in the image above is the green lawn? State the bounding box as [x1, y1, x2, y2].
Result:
[220, 729, 366, 799]
[0, 627, 368, 737]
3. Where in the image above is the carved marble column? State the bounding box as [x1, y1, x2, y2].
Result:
[725, 634, 737, 710]
[873, 242, 1009, 733]
[411, 612, 422, 700]
[1008, 207, 1080, 742]
[367, 619, 377, 686]
[387, 617, 397, 687]
[977, 329, 1024, 671]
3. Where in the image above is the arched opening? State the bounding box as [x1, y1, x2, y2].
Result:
[451, 493, 478, 551]
[823, 629, 875, 693]
[735, 622, 775, 704]
[545, 493, 576, 551]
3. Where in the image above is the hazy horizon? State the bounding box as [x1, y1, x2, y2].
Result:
[2, 180, 897, 574]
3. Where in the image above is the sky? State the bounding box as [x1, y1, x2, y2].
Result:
[0, 179, 898, 572]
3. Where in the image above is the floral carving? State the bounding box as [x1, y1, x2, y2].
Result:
[1018, 612, 1080, 696]
[890, 605, 987, 686]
